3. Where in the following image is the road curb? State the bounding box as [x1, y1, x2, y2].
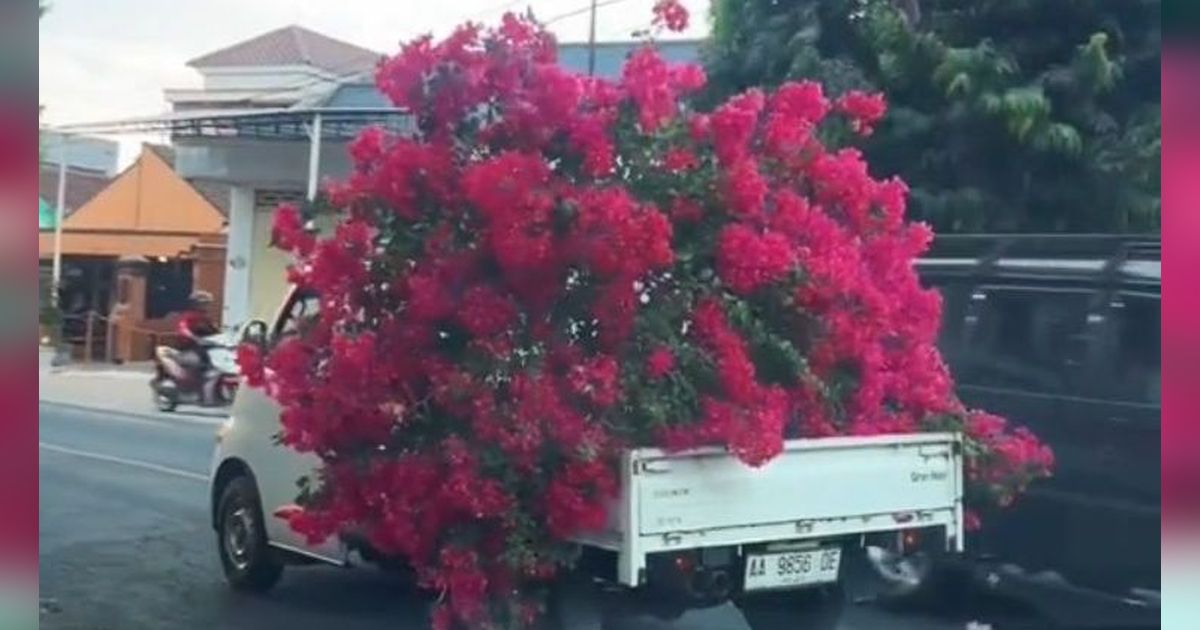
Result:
[38, 400, 227, 427]
[44, 370, 153, 380]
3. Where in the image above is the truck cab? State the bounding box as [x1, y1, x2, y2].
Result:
[209, 288, 343, 593]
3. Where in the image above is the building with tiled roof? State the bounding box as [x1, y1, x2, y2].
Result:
[39, 145, 229, 361]
[187, 25, 381, 73]
[166, 25, 384, 112]
[38, 165, 110, 228]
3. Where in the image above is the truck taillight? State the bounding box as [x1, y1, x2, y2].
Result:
[901, 529, 920, 553]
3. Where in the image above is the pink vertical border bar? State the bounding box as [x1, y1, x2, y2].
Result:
[1161, 48, 1200, 527]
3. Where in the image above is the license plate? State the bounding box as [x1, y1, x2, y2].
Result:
[743, 547, 841, 591]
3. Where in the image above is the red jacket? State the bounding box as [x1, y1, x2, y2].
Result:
[176, 310, 217, 345]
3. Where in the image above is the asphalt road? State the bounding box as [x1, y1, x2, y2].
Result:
[39, 401, 1017, 630]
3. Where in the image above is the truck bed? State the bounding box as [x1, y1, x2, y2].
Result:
[574, 432, 964, 586]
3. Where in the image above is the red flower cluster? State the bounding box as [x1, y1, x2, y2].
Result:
[716, 224, 795, 295]
[247, 11, 1051, 629]
[710, 89, 765, 164]
[836, 90, 888, 136]
[270, 204, 314, 256]
[663, 148, 699, 172]
[652, 0, 690, 32]
[646, 346, 676, 379]
[762, 81, 827, 158]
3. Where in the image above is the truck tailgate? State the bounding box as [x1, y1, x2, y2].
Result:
[632, 433, 960, 535]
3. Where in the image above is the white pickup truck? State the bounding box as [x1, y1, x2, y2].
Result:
[209, 288, 965, 629]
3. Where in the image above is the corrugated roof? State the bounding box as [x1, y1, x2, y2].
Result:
[146, 143, 176, 166]
[188, 179, 232, 217]
[187, 25, 382, 74]
[38, 165, 109, 218]
[145, 144, 231, 216]
[321, 82, 392, 108]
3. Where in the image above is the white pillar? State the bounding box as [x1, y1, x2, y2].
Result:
[50, 134, 68, 309]
[306, 113, 323, 201]
[223, 186, 255, 331]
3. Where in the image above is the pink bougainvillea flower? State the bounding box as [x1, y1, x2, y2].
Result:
[251, 8, 1052, 629]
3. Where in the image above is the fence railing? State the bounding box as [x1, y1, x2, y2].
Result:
[57, 311, 187, 364]
[59, 310, 108, 363]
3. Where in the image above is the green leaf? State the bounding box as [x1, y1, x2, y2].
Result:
[946, 73, 971, 98]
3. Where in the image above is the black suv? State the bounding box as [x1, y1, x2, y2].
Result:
[918, 234, 1160, 627]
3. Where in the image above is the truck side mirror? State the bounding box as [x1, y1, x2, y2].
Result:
[240, 320, 269, 348]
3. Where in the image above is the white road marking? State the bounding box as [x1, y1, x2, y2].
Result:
[38, 400, 227, 429]
[39, 442, 208, 482]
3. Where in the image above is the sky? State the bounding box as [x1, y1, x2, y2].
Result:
[39, 0, 712, 167]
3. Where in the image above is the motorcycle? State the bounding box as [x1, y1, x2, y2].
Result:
[151, 331, 240, 412]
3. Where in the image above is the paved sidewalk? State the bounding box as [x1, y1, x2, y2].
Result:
[39, 350, 226, 424]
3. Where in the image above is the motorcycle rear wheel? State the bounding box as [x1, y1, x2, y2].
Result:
[152, 379, 179, 412]
[218, 379, 239, 405]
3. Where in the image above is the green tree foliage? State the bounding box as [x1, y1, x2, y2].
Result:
[704, 0, 1161, 233]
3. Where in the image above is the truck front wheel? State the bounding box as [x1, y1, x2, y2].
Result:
[736, 585, 845, 630]
[216, 476, 283, 593]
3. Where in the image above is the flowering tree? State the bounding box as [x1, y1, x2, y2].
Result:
[239, 3, 1052, 628]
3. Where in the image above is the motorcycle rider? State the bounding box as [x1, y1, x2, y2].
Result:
[155, 291, 220, 403]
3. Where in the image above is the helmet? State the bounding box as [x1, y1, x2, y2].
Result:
[189, 290, 214, 308]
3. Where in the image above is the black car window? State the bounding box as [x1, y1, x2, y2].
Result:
[928, 280, 969, 371]
[960, 287, 1093, 394]
[1107, 293, 1161, 406]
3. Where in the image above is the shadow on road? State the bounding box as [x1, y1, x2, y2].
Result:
[235, 568, 428, 618]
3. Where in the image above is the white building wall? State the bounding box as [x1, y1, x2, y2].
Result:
[223, 186, 255, 330]
[200, 65, 333, 91]
[248, 191, 306, 323]
[174, 136, 353, 330]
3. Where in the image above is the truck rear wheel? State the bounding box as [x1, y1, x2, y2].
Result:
[736, 585, 845, 630]
[217, 476, 283, 593]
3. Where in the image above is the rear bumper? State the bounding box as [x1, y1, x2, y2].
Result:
[967, 559, 1159, 629]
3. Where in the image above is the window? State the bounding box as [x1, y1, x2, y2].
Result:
[145, 259, 193, 319]
[960, 287, 1093, 394]
[928, 280, 969, 371]
[1107, 293, 1160, 405]
[274, 290, 321, 342]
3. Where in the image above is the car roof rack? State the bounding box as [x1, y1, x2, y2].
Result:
[927, 233, 1160, 261]
[919, 233, 1160, 285]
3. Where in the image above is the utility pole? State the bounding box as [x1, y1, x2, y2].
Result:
[51, 132, 68, 309]
[586, 0, 598, 76]
[306, 113, 324, 201]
